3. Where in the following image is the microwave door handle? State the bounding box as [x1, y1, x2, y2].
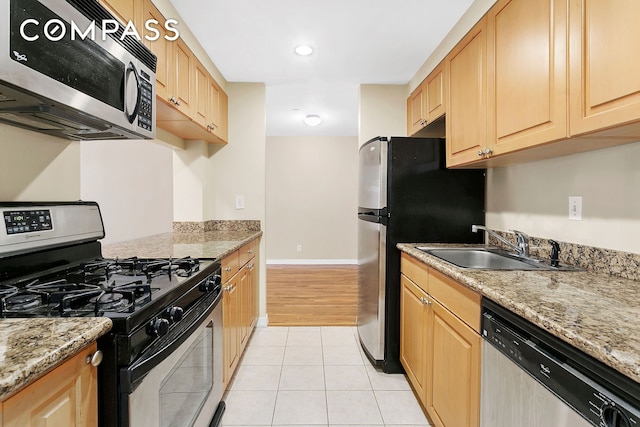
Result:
[124, 62, 141, 124]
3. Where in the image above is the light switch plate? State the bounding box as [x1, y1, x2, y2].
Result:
[235, 195, 245, 210]
[569, 196, 582, 220]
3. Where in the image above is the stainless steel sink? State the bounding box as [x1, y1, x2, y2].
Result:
[416, 247, 578, 271]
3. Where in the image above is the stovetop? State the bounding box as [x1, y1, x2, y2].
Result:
[0, 256, 210, 318]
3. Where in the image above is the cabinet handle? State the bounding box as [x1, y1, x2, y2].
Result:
[86, 350, 103, 367]
[420, 297, 431, 306]
[225, 267, 232, 272]
[478, 150, 484, 157]
[484, 148, 493, 156]
[247, 249, 253, 255]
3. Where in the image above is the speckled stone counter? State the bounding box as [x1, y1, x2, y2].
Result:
[398, 243, 640, 384]
[0, 318, 112, 399]
[101, 230, 262, 260]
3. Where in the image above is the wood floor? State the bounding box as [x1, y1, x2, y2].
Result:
[266, 265, 358, 326]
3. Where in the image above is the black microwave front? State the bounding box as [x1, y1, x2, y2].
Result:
[0, 0, 157, 140]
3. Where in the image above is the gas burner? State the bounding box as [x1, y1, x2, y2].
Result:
[108, 257, 200, 281]
[91, 292, 129, 311]
[4, 292, 44, 310]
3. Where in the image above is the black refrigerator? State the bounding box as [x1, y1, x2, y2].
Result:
[357, 136, 485, 373]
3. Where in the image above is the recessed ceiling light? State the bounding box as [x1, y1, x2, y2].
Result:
[295, 45, 314, 56]
[304, 114, 322, 126]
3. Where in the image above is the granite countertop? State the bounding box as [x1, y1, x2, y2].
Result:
[101, 230, 262, 260]
[398, 243, 640, 384]
[0, 317, 112, 400]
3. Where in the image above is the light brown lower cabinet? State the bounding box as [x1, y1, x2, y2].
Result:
[2, 343, 99, 427]
[222, 238, 260, 387]
[400, 253, 481, 427]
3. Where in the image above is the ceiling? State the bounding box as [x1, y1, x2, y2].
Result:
[168, 0, 474, 136]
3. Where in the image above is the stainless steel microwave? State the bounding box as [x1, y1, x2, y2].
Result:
[0, 0, 156, 140]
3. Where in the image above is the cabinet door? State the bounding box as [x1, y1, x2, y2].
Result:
[223, 276, 240, 386]
[446, 17, 488, 167]
[172, 38, 195, 117]
[216, 89, 229, 141]
[194, 59, 210, 127]
[3, 344, 98, 427]
[248, 257, 258, 329]
[400, 275, 428, 400]
[142, 0, 171, 103]
[426, 300, 481, 427]
[407, 83, 427, 136]
[426, 63, 446, 123]
[569, 0, 640, 135]
[239, 266, 250, 351]
[488, 0, 568, 154]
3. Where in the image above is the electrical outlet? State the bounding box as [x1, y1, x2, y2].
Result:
[296, 244, 302, 252]
[569, 196, 582, 220]
[235, 195, 245, 210]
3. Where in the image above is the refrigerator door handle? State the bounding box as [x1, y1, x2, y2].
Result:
[358, 213, 388, 226]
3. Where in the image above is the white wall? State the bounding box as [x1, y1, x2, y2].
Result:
[209, 82, 268, 319]
[207, 83, 266, 221]
[0, 125, 80, 201]
[173, 140, 208, 222]
[80, 139, 174, 245]
[486, 142, 640, 254]
[266, 136, 358, 263]
[359, 84, 408, 146]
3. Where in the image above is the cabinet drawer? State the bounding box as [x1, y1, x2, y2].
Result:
[429, 268, 481, 333]
[222, 250, 239, 283]
[400, 253, 429, 293]
[238, 239, 257, 267]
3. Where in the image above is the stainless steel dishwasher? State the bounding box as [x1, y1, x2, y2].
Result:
[481, 298, 640, 427]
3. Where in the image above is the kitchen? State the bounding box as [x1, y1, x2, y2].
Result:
[0, 0, 639, 427]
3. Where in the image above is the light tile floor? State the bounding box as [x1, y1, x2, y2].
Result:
[221, 326, 430, 427]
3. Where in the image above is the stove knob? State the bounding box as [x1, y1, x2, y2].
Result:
[200, 274, 221, 292]
[147, 318, 170, 337]
[164, 306, 184, 323]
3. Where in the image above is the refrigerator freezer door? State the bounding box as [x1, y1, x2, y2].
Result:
[358, 137, 387, 210]
[357, 216, 386, 362]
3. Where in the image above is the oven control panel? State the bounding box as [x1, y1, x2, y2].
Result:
[3, 209, 52, 234]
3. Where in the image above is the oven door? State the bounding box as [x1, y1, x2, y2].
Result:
[121, 293, 224, 427]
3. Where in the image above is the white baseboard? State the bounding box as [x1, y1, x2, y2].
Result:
[266, 259, 357, 265]
[256, 315, 269, 327]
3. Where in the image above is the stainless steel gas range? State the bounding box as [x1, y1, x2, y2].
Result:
[0, 202, 225, 427]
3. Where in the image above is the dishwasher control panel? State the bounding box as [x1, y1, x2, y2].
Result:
[482, 307, 640, 427]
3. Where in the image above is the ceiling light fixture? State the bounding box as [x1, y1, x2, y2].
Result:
[294, 45, 314, 56]
[303, 114, 322, 127]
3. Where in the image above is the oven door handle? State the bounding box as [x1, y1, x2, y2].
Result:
[119, 292, 221, 393]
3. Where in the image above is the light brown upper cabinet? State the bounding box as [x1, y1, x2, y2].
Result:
[141, 0, 171, 107]
[445, 17, 488, 167]
[486, 0, 569, 156]
[438, 0, 640, 168]
[569, 0, 640, 135]
[407, 63, 446, 136]
[407, 83, 427, 135]
[426, 63, 446, 124]
[194, 58, 210, 128]
[137, 0, 228, 144]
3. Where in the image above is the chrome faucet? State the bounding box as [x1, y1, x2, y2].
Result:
[471, 225, 530, 258]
